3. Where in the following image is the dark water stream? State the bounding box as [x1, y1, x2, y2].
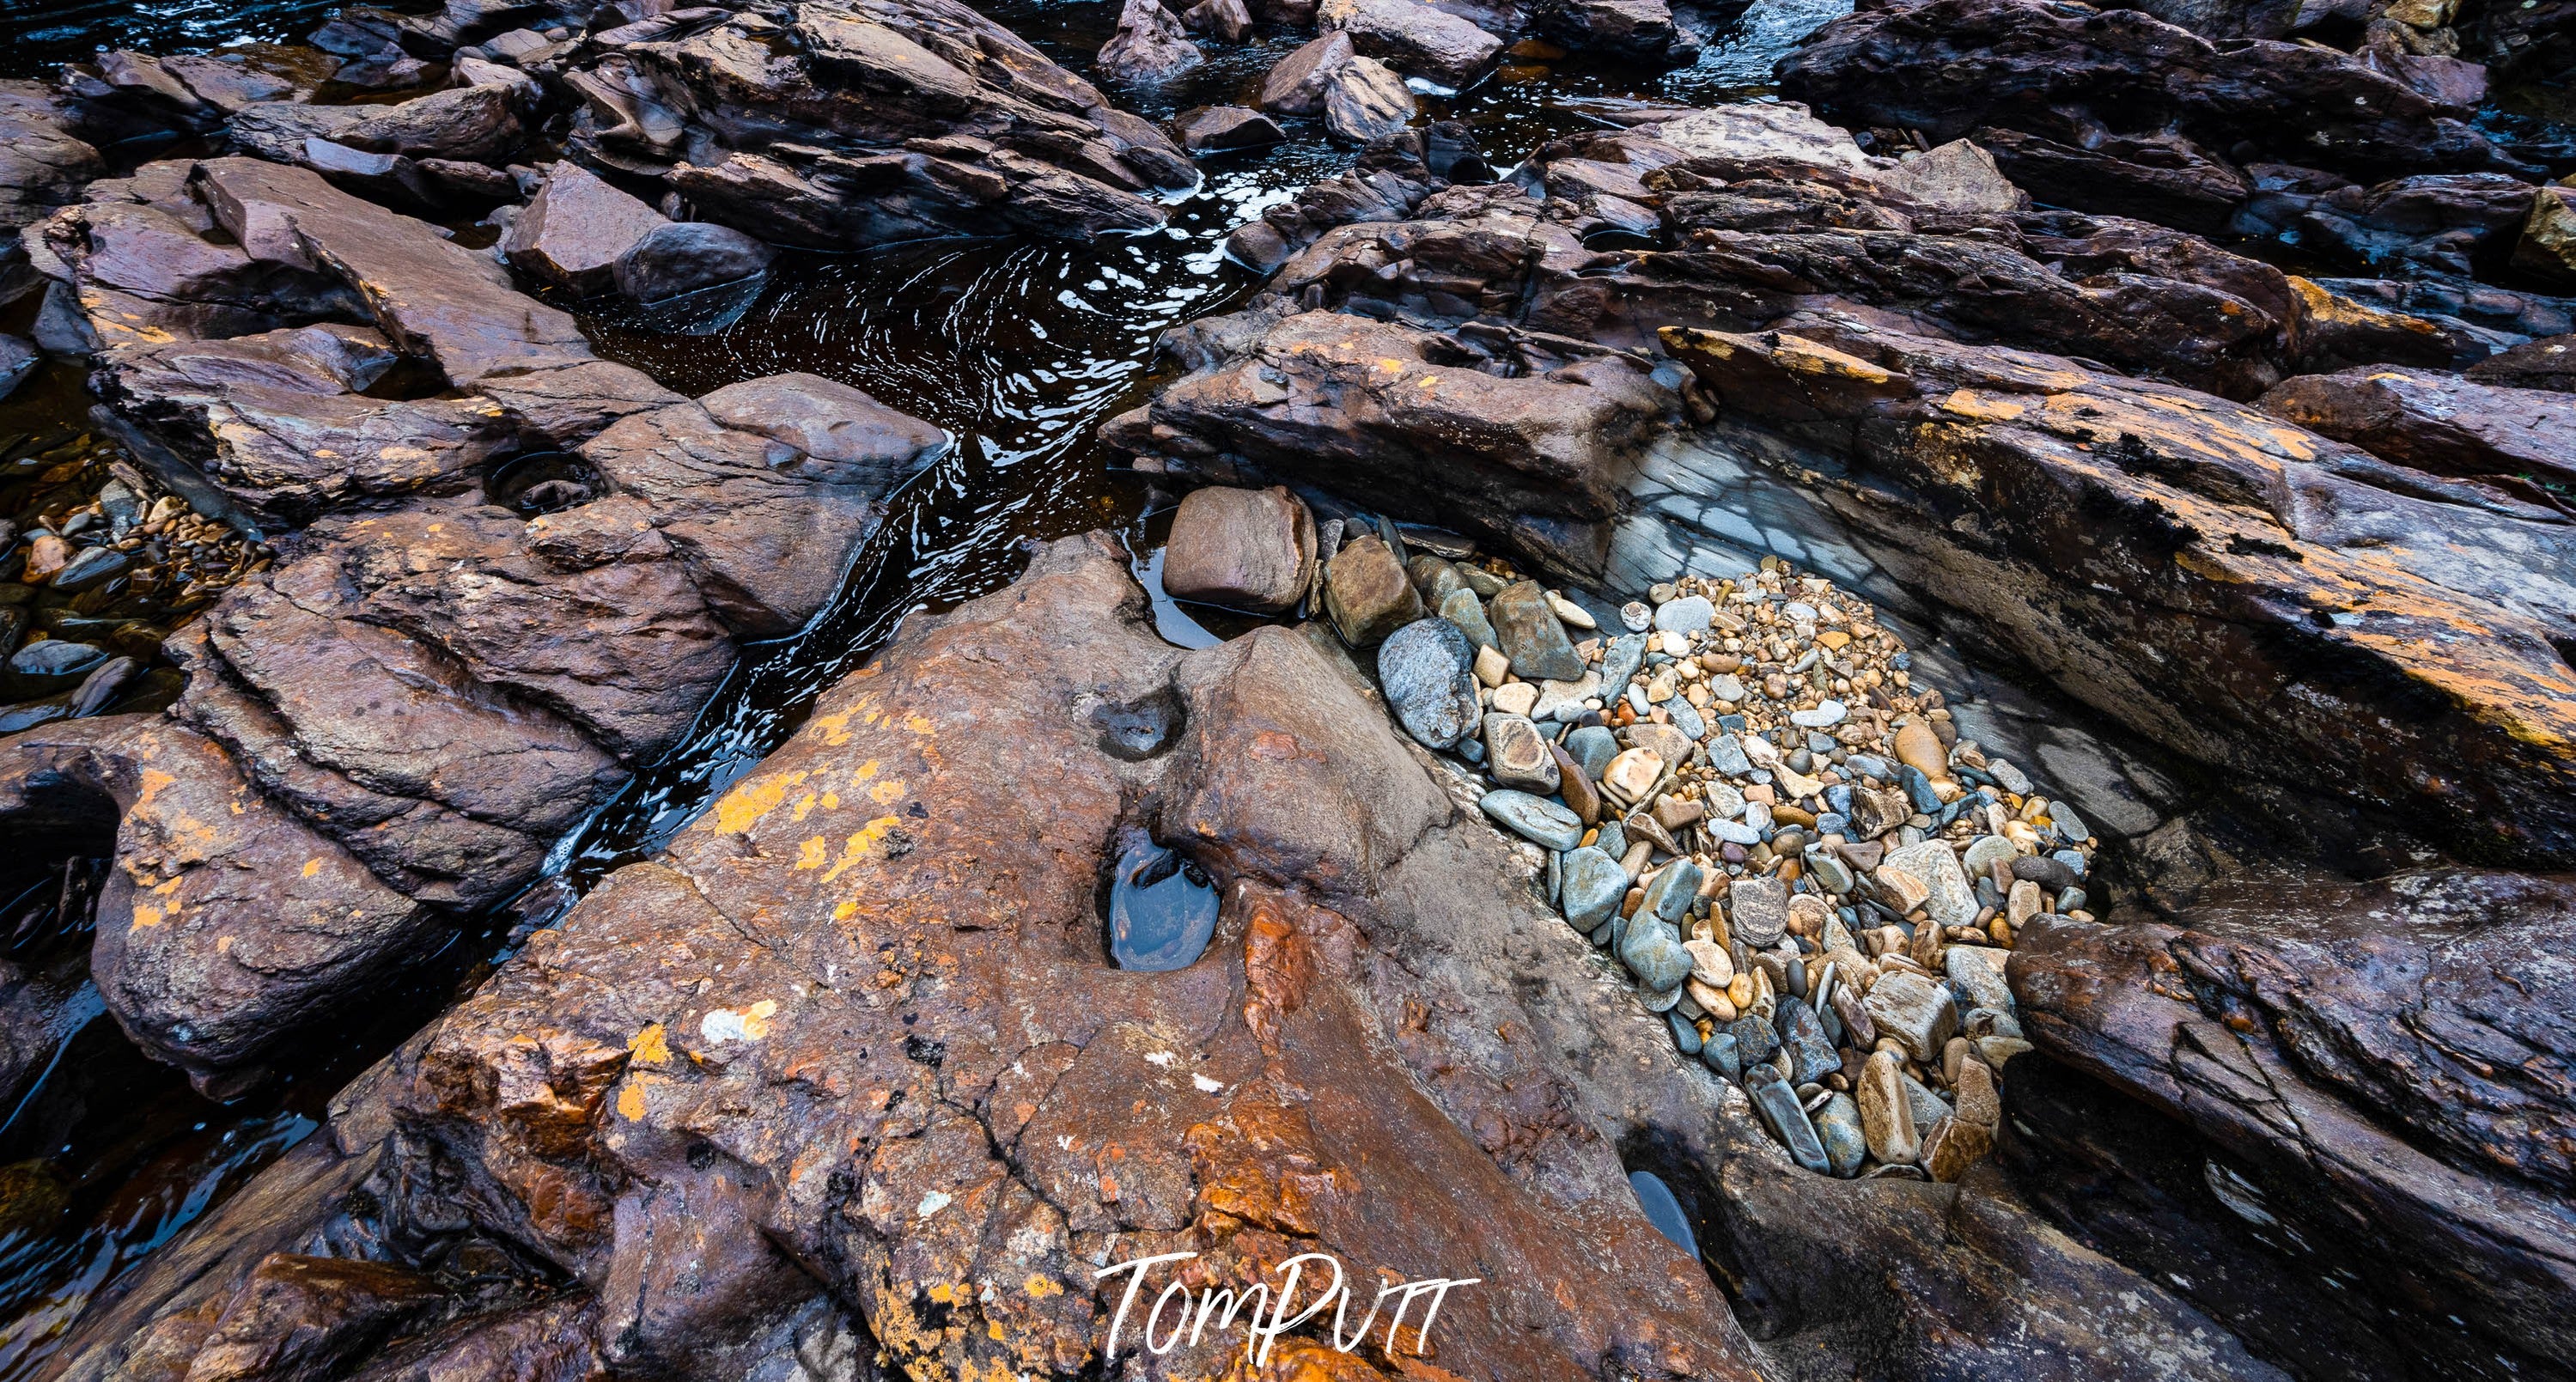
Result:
[0, 0, 1852, 1369]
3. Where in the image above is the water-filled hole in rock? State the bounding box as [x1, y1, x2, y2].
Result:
[1103, 834, 1221, 972]
[1627, 1168, 1701, 1256]
[484, 452, 603, 516]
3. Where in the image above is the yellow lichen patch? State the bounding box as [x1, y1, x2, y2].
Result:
[1023, 1274, 1062, 1298]
[833, 900, 858, 922]
[301, 858, 321, 878]
[629, 1023, 671, 1066]
[708, 769, 810, 835]
[131, 904, 163, 928]
[852, 759, 880, 785]
[795, 835, 830, 870]
[821, 792, 840, 810]
[811, 708, 857, 746]
[905, 715, 935, 735]
[1938, 388, 2027, 423]
[791, 792, 819, 823]
[135, 769, 176, 811]
[868, 777, 907, 806]
[819, 816, 903, 882]
[617, 1080, 649, 1122]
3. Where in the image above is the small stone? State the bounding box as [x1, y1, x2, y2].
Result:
[1946, 946, 2012, 1013]
[1728, 1014, 1780, 1066]
[1544, 592, 1596, 629]
[1602, 747, 1665, 803]
[1620, 600, 1652, 631]
[1775, 996, 1839, 1085]
[1790, 699, 1848, 728]
[1705, 734, 1752, 776]
[1439, 588, 1498, 651]
[1988, 759, 2032, 794]
[1660, 697, 1706, 740]
[1471, 642, 1509, 689]
[1551, 743, 1601, 825]
[1483, 713, 1560, 793]
[1953, 1058, 2001, 1131]
[2011, 854, 2080, 892]
[1490, 681, 1538, 717]
[1653, 594, 1714, 634]
[1748, 1070, 1831, 1173]
[1323, 535, 1424, 647]
[1893, 717, 1948, 782]
[1873, 864, 1931, 915]
[2007, 878, 2043, 928]
[24, 535, 70, 583]
[1979, 1036, 2034, 1067]
[1730, 876, 1789, 947]
[1377, 618, 1481, 751]
[1702, 1031, 1742, 1080]
[1564, 725, 1618, 779]
[1560, 847, 1627, 928]
[1902, 1072, 1951, 1134]
[1639, 859, 1703, 924]
[1787, 893, 1833, 937]
[1490, 581, 1585, 681]
[2053, 802, 2092, 843]
[1684, 937, 1733, 987]
[1620, 918, 1695, 991]
[1668, 1010, 1704, 1056]
[50, 546, 131, 594]
[1809, 853, 1854, 894]
[1814, 1093, 1867, 1176]
[1881, 840, 1976, 928]
[1598, 633, 1647, 692]
[1705, 673, 1745, 703]
[1921, 1114, 1993, 1182]
[1858, 1050, 1921, 1164]
[1532, 671, 1600, 721]
[1960, 834, 2018, 882]
[1478, 790, 1582, 850]
[1862, 970, 1959, 1062]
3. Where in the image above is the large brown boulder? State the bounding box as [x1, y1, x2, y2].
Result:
[49, 535, 2293, 1381]
[2006, 874, 2576, 1381]
[1159, 484, 1317, 613]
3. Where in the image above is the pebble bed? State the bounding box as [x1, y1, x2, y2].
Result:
[1351, 533, 2098, 1183]
[0, 428, 268, 734]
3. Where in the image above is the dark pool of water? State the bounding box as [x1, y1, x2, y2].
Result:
[1104, 837, 1222, 971]
[0, 0, 1862, 1369]
[1629, 1168, 1701, 1254]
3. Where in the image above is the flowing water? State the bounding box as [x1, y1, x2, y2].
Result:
[0, 0, 1856, 1368]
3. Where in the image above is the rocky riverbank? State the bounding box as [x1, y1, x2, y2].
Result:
[0, 0, 2569, 1376]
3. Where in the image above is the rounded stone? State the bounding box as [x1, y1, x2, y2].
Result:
[1377, 618, 1481, 751]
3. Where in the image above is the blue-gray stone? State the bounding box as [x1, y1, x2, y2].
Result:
[1478, 790, 1582, 849]
[1565, 725, 1619, 780]
[1626, 682, 1652, 715]
[1638, 859, 1703, 924]
[1621, 919, 1694, 991]
[1702, 1031, 1742, 1081]
[2053, 848, 2089, 877]
[2054, 802, 2092, 843]
[1589, 921, 1615, 947]
[1825, 784, 1853, 814]
[1668, 1010, 1703, 1056]
[1490, 581, 1585, 681]
[1661, 697, 1706, 740]
[1808, 852, 1854, 894]
[1598, 633, 1647, 695]
[1790, 699, 1847, 728]
[1847, 753, 1892, 782]
[1710, 819, 1760, 846]
[1705, 735, 1752, 776]
[1726, 1014, 1779, 1066]
[1813, 812, 1848, 836]
[1546, 849, 1561, 907]
[1775, 996, 1839, 1085]
[1716, 713, 1747, 733]
[2060, 886, 2088, 913]
[1748, 1071, 1831, 1173]
[1559, 847, 1628, 928]
[1898, 765, 1943, 813]
[1377, 618, 1481, 751]
[1653, 594, 1714, 633]
[1592, 819, 1628, 861]
[1806, 731, 1838, 753]
[1815, 1093, 1867, 1176]
[1437, 588, 1498, 651]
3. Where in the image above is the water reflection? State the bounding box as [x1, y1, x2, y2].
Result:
[1105, 838, 1221, 971]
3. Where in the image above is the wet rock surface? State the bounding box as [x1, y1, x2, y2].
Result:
[2007, 872, 2576, 1382]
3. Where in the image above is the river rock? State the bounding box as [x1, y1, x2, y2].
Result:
[2516, 185, 2576, 286]
[1174, 105, 1285, 155]
[1730, 876, 1789, 947]
[1858, 1050, 1921, 1164]
[1651, 594, 1712, 633]
[612, 221, 776, 305]
[1873, 138, 2030, 213]
[1479, 788, 1583, 849]
[1864, 970, 1961, 1062]
[1620, 917, 1694, 991]
[1776, 995, 1839, 1085]
[1161, 484, 1316, 614]
[1096, 0, 1204, 83]
[2469, 333, 2576, 393]
[1482, 711, 1559, 790]
[1437, 587, 1499, 653]
[1882, 841, 1976, 928]
[1559, 845, 1627, 928]
[1376, 619, 1481, 751]
[502, 161, 668, 295]
[1321, 532, 1422, 644]
[1318, 0, 1501, 87]
[1602, 746, 1663, 804]
[1258, 30, 1355, 114]
[1322, 56, 1415, 146]
[339, 82, 524, 163]
[1815, 1092, 1867, 1176]
[695, 371, 947, 490]
[1490, 580, 1584, 681]
[1748, 1069, 1832, 1173]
